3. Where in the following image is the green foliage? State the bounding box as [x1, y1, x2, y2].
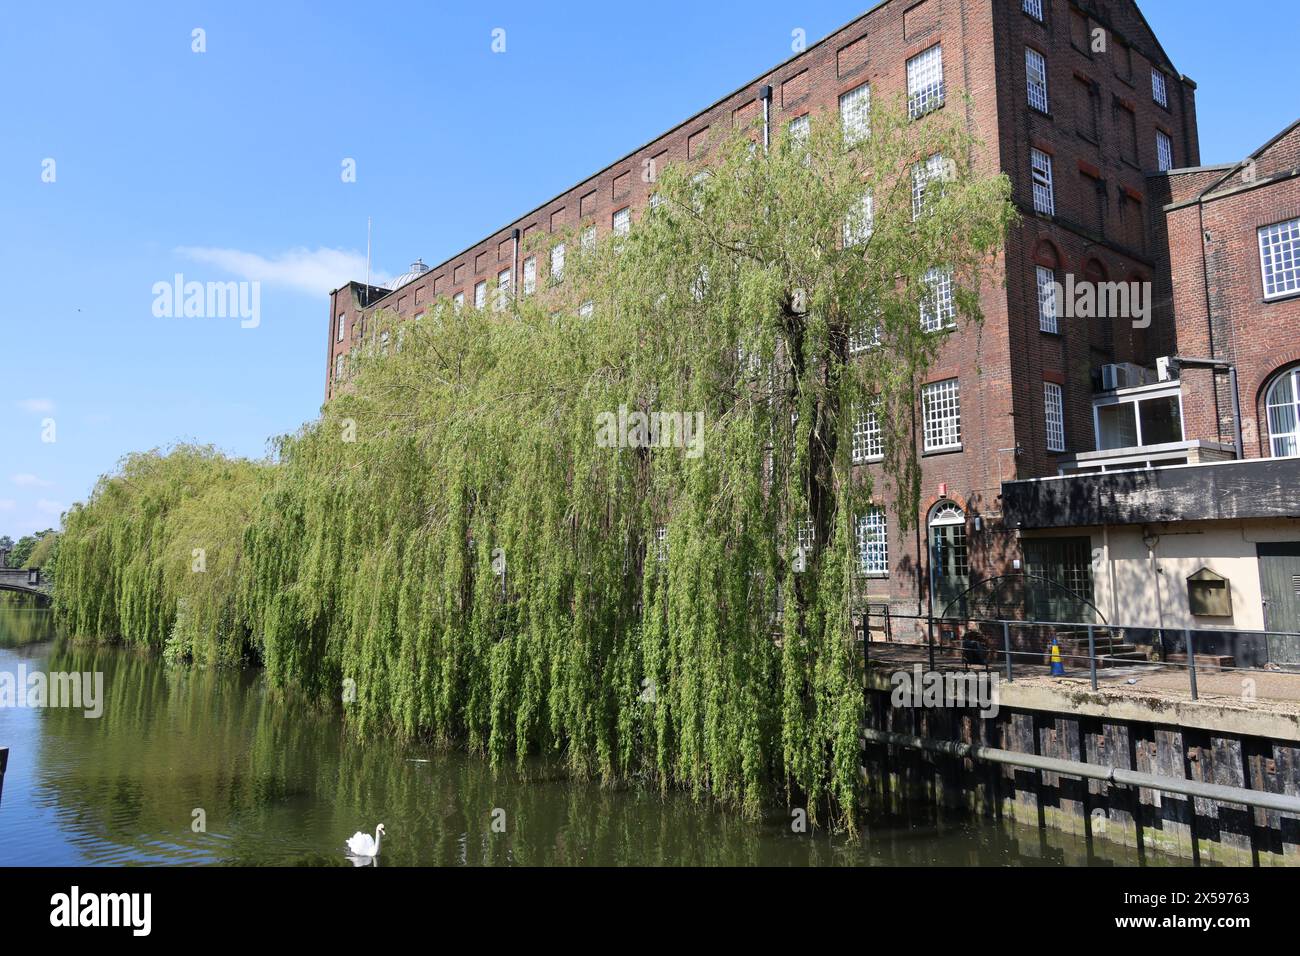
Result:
[7, 528, 55, 568]
[55, 445, 263, 665]
[54, 99, 1013, 829]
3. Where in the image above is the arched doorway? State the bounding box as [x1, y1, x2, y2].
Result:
[928, 502, 969, 617]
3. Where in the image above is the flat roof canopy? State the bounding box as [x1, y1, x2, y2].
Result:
[1002, 458, 1300, 530]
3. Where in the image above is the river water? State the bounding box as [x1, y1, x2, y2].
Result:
[0, 604, 1179, 866]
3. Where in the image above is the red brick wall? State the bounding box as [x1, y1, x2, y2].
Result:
[1162, 126, 1300, 455]
[322, 0, 1202, 613]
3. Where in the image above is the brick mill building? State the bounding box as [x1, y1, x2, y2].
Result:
[322, 1, 1296, 631]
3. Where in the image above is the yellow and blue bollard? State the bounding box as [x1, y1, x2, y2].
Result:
[1049, 636, 1066, 676]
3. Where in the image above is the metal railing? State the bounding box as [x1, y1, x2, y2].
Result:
[859, 611, 1300, 702]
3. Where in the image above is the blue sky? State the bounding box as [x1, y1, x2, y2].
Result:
[1, 0, 1296, 538]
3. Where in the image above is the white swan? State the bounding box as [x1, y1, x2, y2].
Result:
[345, 823, 385, 859]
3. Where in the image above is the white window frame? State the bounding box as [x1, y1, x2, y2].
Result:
[788, 114, 810, 147]
[907, 44, 945, 119]
[1031, 147, 1055, 216]
[912, 153, 947, 220]
[1156, 130, 1174, 172]
[578, 300, 594, 318]
[922, 378, 962, 452]
[612, 206, 631, 236]
[839, 82, 870, 143]
[1026, 48, 1050, 113]
[581, 224, 597, 251]
[494, 268, 512, 311]
[1036, 265, 1059, 333]
[852, 406, 884, 463]
[474, 280, 486, 310]
[857, 508, 889, 577]
[1266, 368, 1300, 458]
[336, 313, 345, 342]
[850, 315, 883, 354]
[1259, 217, 1300, 300]
[550, 242, 565, 283]
[844, 191, 874, 246]
[452, 291, 465, 312]
[920, 267, 955, 332]
[1044, 381, 1066, 452]
[522, 256, 536, 296]
[1023, 0, 1044, 22]
[1151, 68, 1168, 108]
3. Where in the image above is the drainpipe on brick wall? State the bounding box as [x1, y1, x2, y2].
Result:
[511, 228, 520, 303]
[760, 84, 772, 151]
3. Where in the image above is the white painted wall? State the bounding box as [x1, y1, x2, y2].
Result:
[1023, 519, 1300, 632]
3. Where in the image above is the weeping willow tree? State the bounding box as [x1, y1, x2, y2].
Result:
[56, 445, 264, 665]
[236, 96, 1014, 828]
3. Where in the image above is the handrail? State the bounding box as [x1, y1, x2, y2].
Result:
[859, 611, 1300, 701]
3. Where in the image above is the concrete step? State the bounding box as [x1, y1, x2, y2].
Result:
[1166, 653, 1236, 674]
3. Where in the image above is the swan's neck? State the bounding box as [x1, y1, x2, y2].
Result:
[373, 828, 383, 854]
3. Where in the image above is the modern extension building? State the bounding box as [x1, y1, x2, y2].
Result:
[1003, 118, 1300, 647]
[324, 0, 1205, 621]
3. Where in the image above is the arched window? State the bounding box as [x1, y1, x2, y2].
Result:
[1266, 367, 1300, 457]
[928, 502, 969, 613]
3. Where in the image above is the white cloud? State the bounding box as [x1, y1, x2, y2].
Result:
[175, 246, 391, 298]
[16, 398, 55, 414]
[11, 474, 52, 488]
[35, 499, 65, 516]
[0, 499, 15, 510]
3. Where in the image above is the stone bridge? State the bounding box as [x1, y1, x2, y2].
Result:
[0, 566, 51, 601]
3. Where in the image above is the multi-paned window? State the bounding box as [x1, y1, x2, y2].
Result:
[1044, 381, 1066, 452]
[1259, 217, 1300, 300]
[850, 315, 883, 353]
[852, 406, 884, 463]
[912, 153, 947, 219]
[1023, 0, 1044, 21]
[857, 508, 889, 576]
[844, 191, 874, 246]
[796, 519, 816, 552]
[922, 378, 962, 451]
[550, 242, 565, 283]
[474, 280, 487, 310]
[1026, 48, 1050, 113]
[840, 82, 871, 143]
[654, 526, 668, 562]
[1031, 147, 1055, 216]
[1036, 265, 1059, 333]
[581, 224, 597, 251]
[788, 114, 810, 145]
[1267, 368, 1300, 457]
[334, 353, 344, 381]
[336, 313, 345, 342]
[1156, 130, 1174, 172]
[612, 207, 631, 236]
[522, 256, 536, 295]
[495, 268, 511, 310]
[1151, 68, 1169, 108]
[920, 267, 955, 332]
[907, 45, 945, 119]
[452, 291, 465, 311]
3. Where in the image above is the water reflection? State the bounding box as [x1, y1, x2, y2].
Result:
[1, 607, 1179, 866]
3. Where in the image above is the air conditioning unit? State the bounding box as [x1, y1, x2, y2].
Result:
[1100, 363, 1153, 391]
